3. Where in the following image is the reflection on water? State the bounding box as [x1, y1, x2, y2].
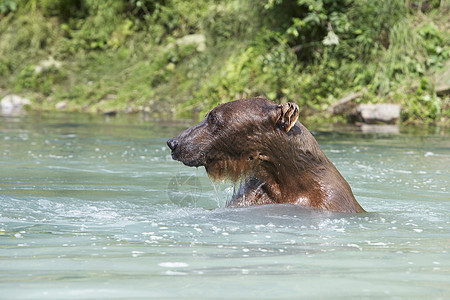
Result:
[0, 113, 449, 299]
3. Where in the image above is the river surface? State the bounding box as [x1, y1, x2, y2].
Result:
[0, 113, 449, 299]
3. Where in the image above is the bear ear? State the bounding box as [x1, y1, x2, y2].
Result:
[275, 102, 299, 132]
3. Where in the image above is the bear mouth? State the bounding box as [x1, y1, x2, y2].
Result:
[180, 159, 204, 167]
[170, 150, 205, 168]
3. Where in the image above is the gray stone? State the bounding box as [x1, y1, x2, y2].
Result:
[356, 103, 401, 124]
[328, 90, 365, 115]
[34, 57, 62, 74]
[55, 101, 67, 110]
[1, 94, 31, 115]
[434, 60, 450, 96]
[360, 124, 400, 134]
[103, 110, 118, 116]
[167, 34, 206, 52]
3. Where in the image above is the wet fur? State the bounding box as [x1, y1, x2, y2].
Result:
[167, 98, 365, 213]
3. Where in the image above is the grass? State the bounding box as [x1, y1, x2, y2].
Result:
[0, 0, 448, 125]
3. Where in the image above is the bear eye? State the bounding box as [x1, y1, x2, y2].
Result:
[208, 112, 217, 125]
[207, 112, 223, 132]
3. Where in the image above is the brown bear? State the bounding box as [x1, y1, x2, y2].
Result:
[167, 98, 365, 213]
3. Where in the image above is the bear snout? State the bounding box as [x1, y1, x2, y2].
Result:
[167, 137, 205, 167]
[167, 137, 181, 161]
[167, 138, 178, 151]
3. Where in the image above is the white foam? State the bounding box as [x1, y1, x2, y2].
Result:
[158, 262, 189, 268]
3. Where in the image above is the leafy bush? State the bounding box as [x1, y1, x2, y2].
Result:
[0, 0, 18, 14]
[15, 64, 66, 95]
[40, 0, 88, 20]
[0, 11, 55, 52]
[0, 58, 13, 76]
[401, 77, 443, 122]
[0, 0, 447, 124]
[58, 1, 124, 54]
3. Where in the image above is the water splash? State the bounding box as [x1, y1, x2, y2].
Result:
[208, 175, 222, 208]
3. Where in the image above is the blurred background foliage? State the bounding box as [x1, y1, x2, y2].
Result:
[0, 0, 448, 123]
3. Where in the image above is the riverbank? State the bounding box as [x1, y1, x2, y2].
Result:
[0, 1, 449, 125]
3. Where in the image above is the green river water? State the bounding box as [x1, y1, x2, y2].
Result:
[0, 113, 449, 299]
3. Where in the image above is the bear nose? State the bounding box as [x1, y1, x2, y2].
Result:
[167, 138, 178, 151]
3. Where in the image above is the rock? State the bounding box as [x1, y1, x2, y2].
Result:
[168, 34, 206, 52]
[434, 59, 450, 96]
[328, 90, 401, 124]
[328, 89, 367, 115]
[359, 124, 400, 134]
[124, 106, 139, 114]
[34, 57, 62, 74]
[1, 94, 31, 115]
[55, 101, 67, 110]
[103, 110, 118, 116]
[356, 103, 401, 124]
[101, 94, 116, 101]
[437, 85, 450, 96]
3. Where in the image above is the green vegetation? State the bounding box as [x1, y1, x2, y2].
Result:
[0, 0, 448, 124]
